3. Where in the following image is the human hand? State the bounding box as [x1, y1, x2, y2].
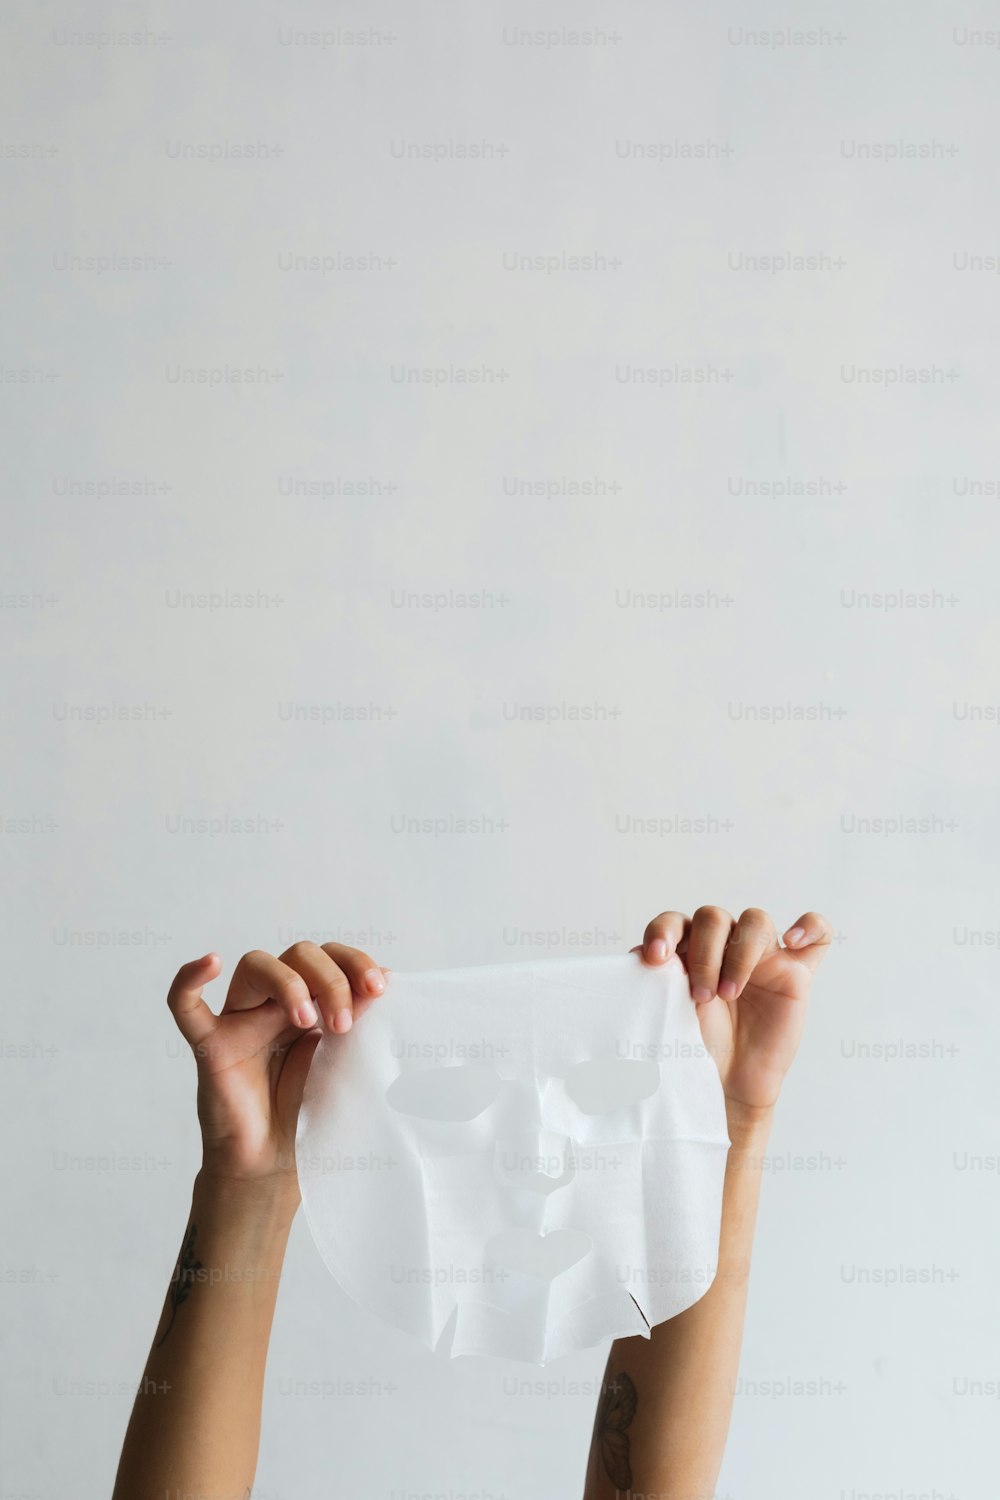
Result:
[166, 942, 389, 1196]
[635, 907, 831, 1114]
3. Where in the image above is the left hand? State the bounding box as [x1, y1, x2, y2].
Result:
[634, 906, 832, 1112]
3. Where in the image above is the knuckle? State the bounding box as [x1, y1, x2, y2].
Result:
[693, 904, 730, 928]
[337, 944, 365, 963]
[283, 940, 319, 963]
[237, 948, 269, 973]
[322, 942, 368, 970]
[739, 906, 771, 928]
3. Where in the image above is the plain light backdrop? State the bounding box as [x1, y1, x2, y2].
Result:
[3, 2, 998, 1497]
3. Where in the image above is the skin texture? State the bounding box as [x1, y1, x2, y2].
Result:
[111, 907, 830, 1500]
[581, 905, 832, 1499]
[111, 941, 388, 1500]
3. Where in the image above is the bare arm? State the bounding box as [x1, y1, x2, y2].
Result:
[112, 941, 388, 1500]
[583, 905, 831, 1499]
[584, 1101, 772, 1499]
[112, 1173, 297, 1500]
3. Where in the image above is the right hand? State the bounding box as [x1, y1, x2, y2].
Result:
[166, 942, 389, 1194]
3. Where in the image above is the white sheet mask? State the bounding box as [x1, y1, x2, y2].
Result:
[296, 951, 731, 1365]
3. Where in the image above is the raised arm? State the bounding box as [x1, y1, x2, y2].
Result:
[112, 942, 388, 1500]
[583, 905, 831, 1499]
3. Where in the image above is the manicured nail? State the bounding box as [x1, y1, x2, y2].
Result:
[691, 985, 713, 1003]
[718, 978, 737, 1000]
[334, 1009, 353, 1033]
[296, 1000, 317, 1028]
[647, 938, 668, 963]
[365, 968, 385, 995]
[785, 927, 805, 947]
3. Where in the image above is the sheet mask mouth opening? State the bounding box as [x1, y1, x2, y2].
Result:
[485, 1227, 594, 1281]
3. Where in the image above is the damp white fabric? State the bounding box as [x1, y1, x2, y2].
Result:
[296, 951, 731, 1365]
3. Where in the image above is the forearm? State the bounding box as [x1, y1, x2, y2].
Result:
[112, 1171, 297, 1500]
[583, 1104, 774, 1499]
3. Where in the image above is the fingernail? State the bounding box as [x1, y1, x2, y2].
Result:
[296, 1001, 317, 1028]
[647, 938, 668, 963]
[334, 1009, 353, 1033]
[691, 985, 713, 1003]
[785, 927, 805, 947]
[718, 978, 737, 1000]
[365, 968, 385, 995]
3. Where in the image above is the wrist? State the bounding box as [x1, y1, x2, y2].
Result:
[193, 1168, 300, 1236]
[723, 1098, 775, 1144]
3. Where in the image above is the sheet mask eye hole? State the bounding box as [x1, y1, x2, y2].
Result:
[386, 1064, 502, 1122]
[563, 1058, 660, 1114]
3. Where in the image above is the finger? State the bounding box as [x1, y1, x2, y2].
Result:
[781, 911, 833, 973]
[684, 906, 735, 1002]
[320, 942, 388, 1030]
[223, 950, 317, 1031]
[166, 953, 222, 1048]
[274, 1026, 324, 1143]
[718, 908, 778, 1000]
[638, 911, 690, 965]
[280, 940, 372, 1035]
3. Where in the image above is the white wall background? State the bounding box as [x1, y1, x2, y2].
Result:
[3, 2, 998, 1496]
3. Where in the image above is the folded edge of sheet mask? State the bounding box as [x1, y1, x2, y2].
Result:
[296, 951, 731, 1365]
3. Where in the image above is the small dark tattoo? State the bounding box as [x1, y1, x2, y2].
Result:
[591, 1367, 637, 1491]
[155, 1221, 203, 1348]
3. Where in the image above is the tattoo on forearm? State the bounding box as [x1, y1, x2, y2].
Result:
[590, 1366, 637, 1491]
[155, 1221, 203, 1348]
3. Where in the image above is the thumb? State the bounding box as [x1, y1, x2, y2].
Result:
[781, 913, 833, 975]
[275, 1026, 323, 1134]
